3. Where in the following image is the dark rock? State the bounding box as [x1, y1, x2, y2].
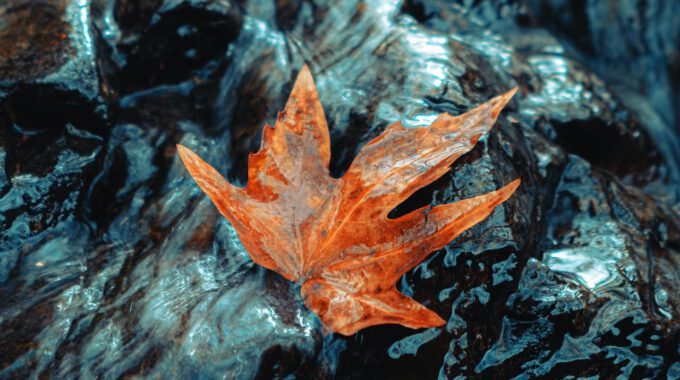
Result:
[92, 0, 243, 93]
[0, 1, 74, 82]
[401, 0, 679, 200]
[0, 0, 109, 371]
[0, 0, 106, 100]
[0, 0, 108, 272]
[524, 0, 680, 189]
[1, 0, 679, 379]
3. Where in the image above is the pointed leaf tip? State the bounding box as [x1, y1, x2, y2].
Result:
[176, 144, 195, 165]
[507, 177, 521, 192]
[275, 62, 331, 167]
[293, 63, 315, 91]
[175, 143, 237, 197]
[490, 87, 518, 119]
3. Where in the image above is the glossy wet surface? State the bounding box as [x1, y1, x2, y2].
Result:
[1, 0, 679, 378]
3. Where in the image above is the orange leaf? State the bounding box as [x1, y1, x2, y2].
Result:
[177, 65, 520, 335]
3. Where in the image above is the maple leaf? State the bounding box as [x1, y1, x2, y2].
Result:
[177, 65, 520, 336]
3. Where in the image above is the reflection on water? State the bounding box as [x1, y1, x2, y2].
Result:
[545, 246, 620, 290]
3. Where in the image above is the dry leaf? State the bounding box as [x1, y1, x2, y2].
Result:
[177, 65, 520, 335]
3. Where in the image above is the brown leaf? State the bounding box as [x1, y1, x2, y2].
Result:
[177, 65, 520, 335]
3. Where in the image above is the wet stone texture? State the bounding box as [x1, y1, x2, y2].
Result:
[0, 0, 679, 379]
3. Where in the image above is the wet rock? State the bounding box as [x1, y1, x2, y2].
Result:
[0, 0, 105, 100]
[401, 0, 679, 200]
[0, 0, 108, 371]
[1, 0, 680, 379]
[524, 0, 680, 193]
[475, 156, 680, 378]
[0, 0, 107, 267]
[93, 0, 243, 93]
[0, 1, 73, 82]
[525, 0, 680, 136]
